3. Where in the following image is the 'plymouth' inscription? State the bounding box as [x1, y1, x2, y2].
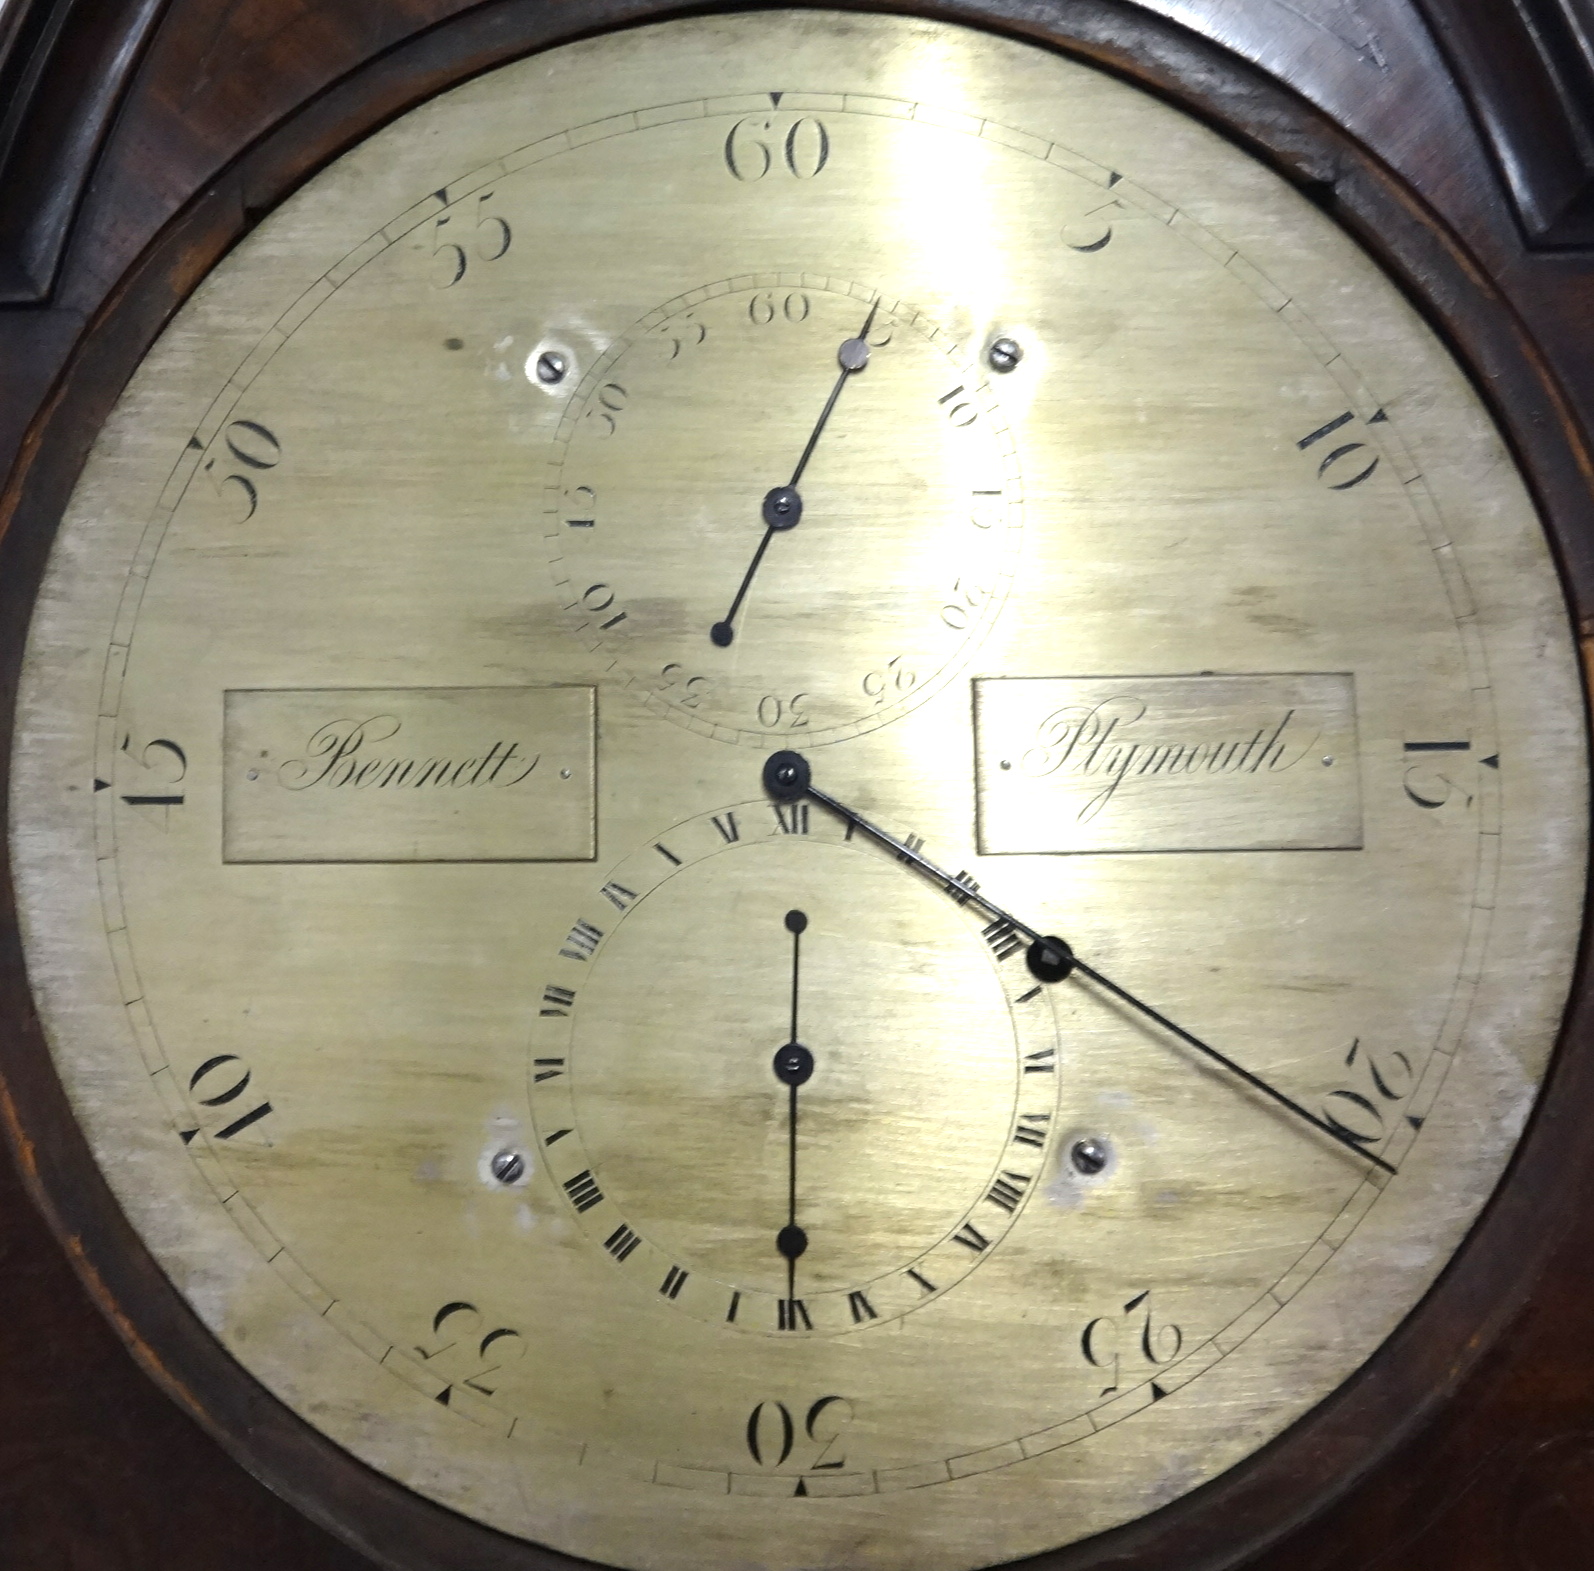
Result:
[1020, 702, 1315, 823]
[225, 687, 595, 862]
[974, 675, 1361, 854]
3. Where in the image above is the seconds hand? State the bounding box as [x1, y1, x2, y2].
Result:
[762, 750, 1398, 1178]
[710, 299, 880, 648]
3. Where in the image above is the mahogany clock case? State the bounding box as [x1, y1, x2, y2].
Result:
[0, 1, 1592, 1568]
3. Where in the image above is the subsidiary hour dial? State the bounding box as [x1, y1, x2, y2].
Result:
[546, 276, 1023, 744]
[531, 800, 1061, 1335]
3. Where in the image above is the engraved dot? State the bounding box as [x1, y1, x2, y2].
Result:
[560, 768, 572, 779]
[246, 769, 259, 780]
[1000, 759, 1012, 771]
[444, 337, 464, 350]
[1322, 755, 1334, 766]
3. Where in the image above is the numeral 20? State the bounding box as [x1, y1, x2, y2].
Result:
[1321, 1038, 1417, 1146]
[659, 663, 709, 708]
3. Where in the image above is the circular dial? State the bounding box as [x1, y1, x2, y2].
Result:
[8, 12, 1586, 1571]
[548, 277, 1021, 743]
[529, 801, 1061, 1335]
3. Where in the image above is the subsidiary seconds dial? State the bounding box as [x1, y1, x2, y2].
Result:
[545, 276, 1023, 744]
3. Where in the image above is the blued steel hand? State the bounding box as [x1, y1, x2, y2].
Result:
[772, 909, 813, 1308]
[762, 750, 1398, 1178]
[711, 300, 880, 648]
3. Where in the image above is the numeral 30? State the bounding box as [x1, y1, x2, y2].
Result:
[203, 418, 281, 522]
[745, 1394, 853, 1470]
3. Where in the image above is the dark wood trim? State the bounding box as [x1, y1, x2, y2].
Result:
[1, 2, 1592, 1567]
[1411, 0, 1594, 249]
[0, 0, 170, 303]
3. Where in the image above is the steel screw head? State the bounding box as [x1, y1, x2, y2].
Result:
[987, 336, 1023, 373]
[490, 1150, 526, 1185]
[535, 350, 569, 385]
[1070, 1137, 1111, 1176]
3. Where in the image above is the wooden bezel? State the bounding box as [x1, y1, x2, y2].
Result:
[1, 3, 1591, 1567]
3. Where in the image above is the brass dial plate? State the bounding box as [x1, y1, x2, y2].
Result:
[9, 12, 1587, 1571]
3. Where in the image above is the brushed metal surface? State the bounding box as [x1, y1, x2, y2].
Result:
[973, 673, 1362, 853]
[222, 686, 596, 862]
[7, 11, 1586, 1571]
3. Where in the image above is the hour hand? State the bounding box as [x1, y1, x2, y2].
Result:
[761, 749, 1398, 1177]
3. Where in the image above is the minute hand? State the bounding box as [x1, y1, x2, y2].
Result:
[762, 750, 1397, 1178]
[710, 298, 880, 649]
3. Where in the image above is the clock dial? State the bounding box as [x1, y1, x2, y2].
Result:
[547, 277, 1022, 743]
[527, 799, 1062, 1336]
[8, 11, 1585, 1571]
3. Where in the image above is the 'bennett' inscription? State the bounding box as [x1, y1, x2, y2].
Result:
[224, 687, 596, 862]
[974, 674, 1361, 854]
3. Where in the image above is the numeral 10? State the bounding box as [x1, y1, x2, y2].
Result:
[182, 1054, 273, 1143]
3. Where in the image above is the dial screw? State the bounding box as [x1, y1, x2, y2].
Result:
[987, 336, 1023, 373]
[1070, 1137, 1111, 1177]
[535, 350, 569, 385]
[490, 1149, 526, 1185]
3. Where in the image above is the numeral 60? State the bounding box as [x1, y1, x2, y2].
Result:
[724, 116, 831, 182]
